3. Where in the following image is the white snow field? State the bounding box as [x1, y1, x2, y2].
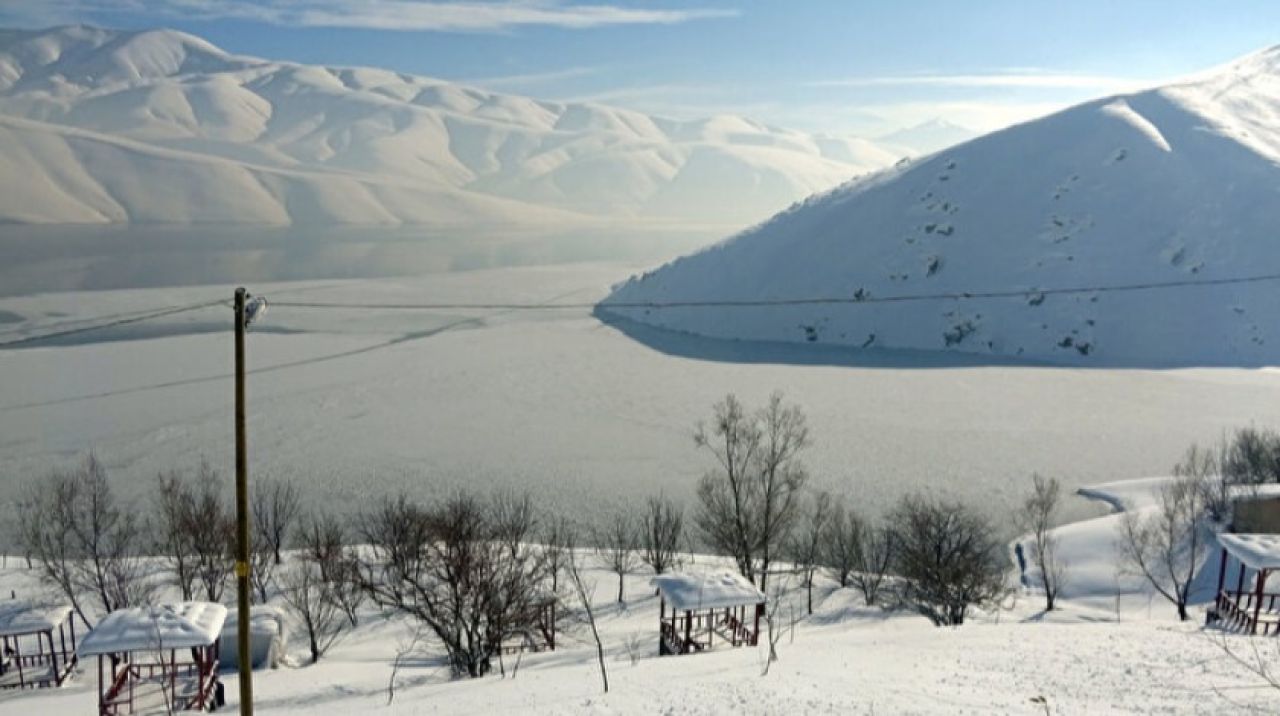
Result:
[4, 262, 1280, 534]
[0, 25, 900, 230]
[1, 477, 1277, 714]
[602, 45, 1280, 367]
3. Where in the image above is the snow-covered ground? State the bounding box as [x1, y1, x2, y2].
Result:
[5, 262, 1280, 535]
[2, 477, 1277, 714]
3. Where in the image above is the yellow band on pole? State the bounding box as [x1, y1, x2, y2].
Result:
[236, 561, 249, 578]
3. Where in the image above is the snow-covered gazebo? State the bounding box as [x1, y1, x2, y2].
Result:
[78, 602, 226, 715]
[1211, 533, 1280, 635]
[0, 601, 78, 689]
[652, 572, 765, 656]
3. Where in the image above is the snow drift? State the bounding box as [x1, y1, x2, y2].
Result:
[601, 46, 1280, 366]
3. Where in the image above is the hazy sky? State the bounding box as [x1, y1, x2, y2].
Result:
[3, 1, 1279, 135]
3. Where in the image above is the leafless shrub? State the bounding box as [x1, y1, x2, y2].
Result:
[822, 501, 893, 606]
[355, 491, 552, 679]
[1017, 474, 1068, 611]
[619, 632, 645, 666]
[594, 512, 641, 603]
[1221, 426, 1280, 486]
[279, 559, 347, 663]
[297, 510, 364, 626]
[1117, 470, 1210, 621]
[890, 494, 1007, 626]
[640, 494, 684, 576]
[16, 454, 150, 626]
[695, 392, 810, 592]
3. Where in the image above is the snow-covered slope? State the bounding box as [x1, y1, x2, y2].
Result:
[601, 46, 1280, 367]
[0, 25, 900, 228]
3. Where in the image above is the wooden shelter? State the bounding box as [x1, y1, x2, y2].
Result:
[0, 602, 78, 690]
[78, 602, 226, 715]
[1211, 533, 1280, 635]
[499, 598, 558, 655]
[652, 572, 765, 656]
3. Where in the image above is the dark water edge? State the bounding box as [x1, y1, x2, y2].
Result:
[0, 224, 722, 296]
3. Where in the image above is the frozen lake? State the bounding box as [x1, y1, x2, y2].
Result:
[3, 258, 1280, 542]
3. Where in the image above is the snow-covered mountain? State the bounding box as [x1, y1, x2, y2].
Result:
[877, 118, 979, 155]
[0, 25, 901, 228]
[601, 46, 1280, 367]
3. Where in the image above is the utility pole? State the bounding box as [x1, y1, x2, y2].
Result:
[233, 287, 253, 716]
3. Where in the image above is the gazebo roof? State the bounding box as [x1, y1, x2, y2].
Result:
[652, 571, 766, 611]
[0, 602, 74, 637]
[79, 602, 227, 657]
[1220, 533, 1280, 571]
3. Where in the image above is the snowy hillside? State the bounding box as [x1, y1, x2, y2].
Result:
[3, 477, 1276, 715]
[601, 46, 1280, 367]
[0, 25, 900, 228]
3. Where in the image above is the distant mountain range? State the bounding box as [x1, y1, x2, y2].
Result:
[0, 25, 968, 230]
[601, 46, 1280, 366]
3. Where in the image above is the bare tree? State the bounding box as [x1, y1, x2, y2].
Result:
[821, 501, 859, 589]
[153, 470, 198, 601]
[492, 489, 538, 559]
[760, 573, 801, 676]
[566, 547, 608, 693]
[594, 513, 641, 603]
[1117, 470, 1210, 621]
[1017, 474, 1068, 611]
[541, 516, 577, 597]
[639, 495, 684, 575]
[695, 392, 810, 592]
[890, 495, 1008, 626]
[17, 454, 150, 625]
[187, 470, 234, 603]
[279, 559, 347, 663]
[247, 536, 276, 604]
[252, 478, 300, 566]
[355, 492, 552, 678]
[152, 461, 234, 603]
[786, 492, 831, 615]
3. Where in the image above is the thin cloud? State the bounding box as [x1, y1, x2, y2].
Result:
[465, 65, 604, 89]
[2, 0, 738, 32]
[808, 71, 1151, 92]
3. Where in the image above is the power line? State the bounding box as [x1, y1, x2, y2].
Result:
[271, 271, 1280, 312]
[0, 299, 226, 348]
[3, 268, 1276, 348]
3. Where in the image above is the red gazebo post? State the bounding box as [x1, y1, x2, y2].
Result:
[1253, 568, 1269, 635]
[1235, 560, 1248, 627]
